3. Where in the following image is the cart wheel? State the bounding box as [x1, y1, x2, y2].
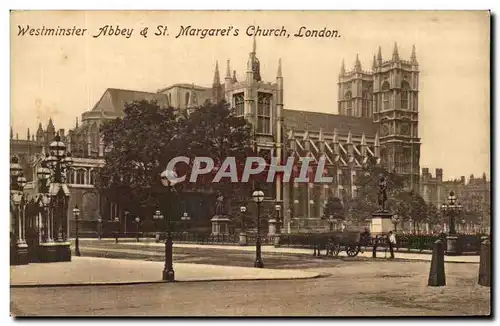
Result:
[346, 243, 360, 257]
[329, 243, 340, 257]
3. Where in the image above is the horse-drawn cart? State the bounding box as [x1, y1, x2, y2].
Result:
[288, 231, 363, 258]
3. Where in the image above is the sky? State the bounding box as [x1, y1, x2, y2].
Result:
[10, 10, 490, 181]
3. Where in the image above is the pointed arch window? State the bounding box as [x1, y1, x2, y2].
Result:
[362, 91, 371, 117]
[89, 169, 97, 185]
[257, 93, 272, 134]
[76, 169, 86, 185]
[234, 93, 244, 117]
[66, 169, 75, 184]
[382, 81, 390, 111]
[401, 81, 410, 110]
[345, 91, 352, 116]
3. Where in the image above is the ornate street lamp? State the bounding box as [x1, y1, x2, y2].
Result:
[275, 204, 282, 233]
[160, 167, 180, 281]
[73, 205, 81, 256]
[441, 191, 463, 255]
[114, 217, 120, 244]
[239, 205, 248, 246]
[46, 134, 73, 244]
[252, 189, 265, 268]
[391, 215, 402, 233]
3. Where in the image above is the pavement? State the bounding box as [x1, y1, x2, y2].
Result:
[77, 238, 480, 264]
[10, 256, 320, 287]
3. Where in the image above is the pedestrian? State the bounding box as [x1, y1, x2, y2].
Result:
[388, 230, 396, 259]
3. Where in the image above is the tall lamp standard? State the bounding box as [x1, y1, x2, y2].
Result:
[153, 210, 164, 243]
[160, 167, 180, 281]
[239, 205, 248, 246]
[252, 189, 265, 268]
[73, 205, 81, 256]
[45, 134, 73, 242]
[135, 217, 141, 242]
[274, 204, 282, 247]
[441, 191, 463, 256]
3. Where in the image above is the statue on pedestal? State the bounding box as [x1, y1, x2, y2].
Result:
[215, 192, 226, 216]
[377, 175, 388, 212]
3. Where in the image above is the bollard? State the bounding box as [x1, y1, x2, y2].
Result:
[428, 239, 446, 286]
[478, 240, 491, 287]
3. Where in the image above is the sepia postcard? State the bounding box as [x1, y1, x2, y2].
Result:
[9, 10, 491, 317]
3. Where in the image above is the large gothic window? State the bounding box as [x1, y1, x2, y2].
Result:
[257, 93, 272, 134]
[345, 91, 352, 116]
[234, 93, 244, 117]
[401, 81, 410, 110]
[382, 81, 390, 111]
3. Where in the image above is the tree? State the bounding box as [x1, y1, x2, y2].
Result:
[425, 203, 441, 229]
[96, 100, 254, 221]
[179, 101, 253, 200]
[96, 100, 186, 219]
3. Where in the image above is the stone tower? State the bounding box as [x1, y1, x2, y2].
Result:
[372, 43, 421, 192]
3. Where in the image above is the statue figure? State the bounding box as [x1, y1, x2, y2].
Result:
[215, 192, 225, 216]
[377, 175, 388, 211]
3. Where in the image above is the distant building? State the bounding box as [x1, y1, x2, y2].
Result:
[420, 168, 491, 227]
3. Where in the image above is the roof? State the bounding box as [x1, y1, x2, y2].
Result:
[91, 88, 170, 115]
[157, 83, 211, 93]
[282, 109, 379, 136]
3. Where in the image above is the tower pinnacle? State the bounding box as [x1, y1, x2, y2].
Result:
[354, 53, 362, 72]
[277, 58, 282, 78]
[392, 42, 400, 61]
[411, 44, 418, 64]
[339, 58, 345, 76]
[213, 61, 220, 85]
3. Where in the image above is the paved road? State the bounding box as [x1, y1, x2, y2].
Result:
[11, 259, 490, 317]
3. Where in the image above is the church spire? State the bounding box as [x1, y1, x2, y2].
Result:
[213, 61, 220, 85]
[252, 34, 257, 54]
[377, 46, 383, 64]
[339, 58, 345, 76]
[225, 59, 231, 79]
[354, 53, 362, 72]
[372, 54, 377, 70]
[277, 58, 282, 78]
[392, 42, 400, 62]
[411, 44, 418, 64]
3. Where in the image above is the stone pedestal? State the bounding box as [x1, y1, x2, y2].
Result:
[211, 215, 230, 235]
[268, 218, 277, 236]
[239, 232, 247, 246]
[273, 234, 281, 247]
[37, 241, 71, 262]
[446, 235, 461, 256]
[11, 243, 29, 265]
[370, 210, 393, 235]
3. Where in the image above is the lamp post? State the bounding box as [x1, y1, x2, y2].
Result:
[45, 134, 73, 243]
[10, 156, 29, 265]
[114, 217, 120, 244]
[153, 210, 164, 243]
[160, 167, 180, 281]
[135, 217, 141, 242]
[73, 205, 81, 256]
[97, 218, 102, 240]
[239, 205, 247, 245]
[391, 215, 401, 233]
[252, 189, 265, 268]
[274, 204, 282, 246]
[441, 191, 463, 255]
